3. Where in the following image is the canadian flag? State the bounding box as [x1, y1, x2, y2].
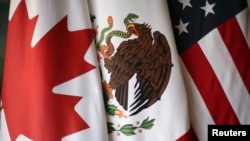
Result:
[0, 0, 109, 141]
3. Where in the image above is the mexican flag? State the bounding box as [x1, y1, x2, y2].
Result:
[89, 0, 191, 140]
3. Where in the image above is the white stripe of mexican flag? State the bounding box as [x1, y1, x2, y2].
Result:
[89, 0, 191, 141]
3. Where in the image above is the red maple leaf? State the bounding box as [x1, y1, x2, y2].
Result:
[2, 1, 96, 140]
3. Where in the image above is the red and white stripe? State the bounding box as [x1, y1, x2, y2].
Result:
[180, 7, 250, 141]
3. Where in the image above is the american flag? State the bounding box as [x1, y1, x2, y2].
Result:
[168, 0, 250, 140]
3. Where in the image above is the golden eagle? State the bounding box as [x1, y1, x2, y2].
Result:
[104, 23, 173, 116]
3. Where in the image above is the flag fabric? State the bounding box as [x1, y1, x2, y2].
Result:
[2, 0, 249, 141]
[167, 0, 250, 140]
[0, 0, 109, 141]
[88, 0, 192, 141]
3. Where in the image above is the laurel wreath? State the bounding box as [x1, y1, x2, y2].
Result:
[107, 117, 155, 136]
[103, 85, 155, 136]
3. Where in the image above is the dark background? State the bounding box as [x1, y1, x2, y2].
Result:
[0, 0, 10, 95]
